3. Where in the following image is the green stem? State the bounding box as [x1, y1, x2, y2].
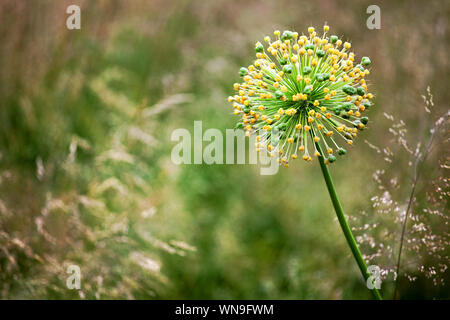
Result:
[316, 146, 383, 300]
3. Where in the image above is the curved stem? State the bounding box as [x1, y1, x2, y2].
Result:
[316, 145, 382, 300]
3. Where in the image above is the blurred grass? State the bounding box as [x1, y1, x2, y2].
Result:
[0, 0, 448, 299]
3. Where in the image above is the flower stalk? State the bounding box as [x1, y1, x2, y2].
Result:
[316, 143, 382, 300]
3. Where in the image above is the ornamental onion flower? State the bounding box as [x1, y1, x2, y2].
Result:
[229, 25, 373, 167]
[227, 25, 382, 300]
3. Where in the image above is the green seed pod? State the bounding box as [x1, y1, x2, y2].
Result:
[239, 67, 249, 77]
[356, 87, 365, 96]
[283, 64, 293, 74]
[255, 43, 264, 53]
[343, 102, 352, 111]
[338, 148, 347, 155]
[281, 30, 293, 41]
[361, 56, 371, 66]
[316, 49, 325, 58]
[275, 90, 284, 99]
[353, 120, 361, 127]
[330, 35, 338, 44]
[361, 117, 369, 125]
[303, 66, 312, 74]
[328, 155, 337, 163]
[342, 85, 357, 95]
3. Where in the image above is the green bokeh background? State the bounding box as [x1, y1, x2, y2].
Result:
[0, 0, 448, 299]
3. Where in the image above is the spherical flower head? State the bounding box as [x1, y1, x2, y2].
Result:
[228, 25, 374, 166]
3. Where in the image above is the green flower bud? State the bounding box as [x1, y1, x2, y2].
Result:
[303, 66, 312, 74]
[355, 64, 364, 71]
[330, 35, 338, 44]
[279, 57, 287, 65]
[353, 120, 361, 127]
[255, 43, 264, 53]
[357, 87, 365, 96]
[236, 122, 244, 129]
[342, 114, 350, 119]
[283, 64, 293, 74]
[316, 50, 325, 58]
[363, 102, 371, 109]
[338, 148, 347, 155]
[328, 155, 337, 163]
[361, 117, 369, 125]
[304, 85, 313, 93]
[342, 85, 357, 95]
[243, 107, 250, 113]
[316, 74, 324, 82]
[239, 67, 249, 77]
[361, 56, 371, 66]
[305, 44, 315, 50]
[275, 90, 284, 99]
[343, 102, 352, 111]
[281, 30, 293, 41]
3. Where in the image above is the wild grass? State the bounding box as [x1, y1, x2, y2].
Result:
[0, 0, 448, 299]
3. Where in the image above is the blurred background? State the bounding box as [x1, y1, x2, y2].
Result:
[0, 0, 448, 299]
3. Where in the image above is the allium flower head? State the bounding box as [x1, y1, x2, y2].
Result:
[228, 25, 374, 167]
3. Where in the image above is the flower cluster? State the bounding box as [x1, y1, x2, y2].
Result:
[228, 25, 374, 166]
